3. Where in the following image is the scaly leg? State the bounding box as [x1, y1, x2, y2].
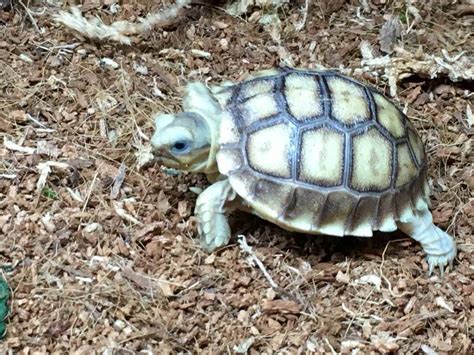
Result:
[195, 179, 237, 252]
[397, 209, 456, 275]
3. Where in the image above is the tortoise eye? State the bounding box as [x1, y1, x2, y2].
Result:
[171, 140, 190, 154]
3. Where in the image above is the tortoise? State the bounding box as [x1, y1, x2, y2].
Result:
[150, 67, 456, 274]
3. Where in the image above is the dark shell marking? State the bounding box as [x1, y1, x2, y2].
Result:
[215, 68, 429, 236]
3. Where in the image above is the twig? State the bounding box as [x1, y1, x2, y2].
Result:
[237, 235, 279, 289]
[18, 0, 41, 33]
[295, 0, 309, 31]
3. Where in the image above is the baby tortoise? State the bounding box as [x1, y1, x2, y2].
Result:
[151, 67, 456, 275]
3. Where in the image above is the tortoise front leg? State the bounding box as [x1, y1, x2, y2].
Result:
[397, 209, 456, 275]
[195, 179, 237, 252]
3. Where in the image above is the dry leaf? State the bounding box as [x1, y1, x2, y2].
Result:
[435, 296, 454, 313]
[4, 138, 36, 154]
[355, 274, 382, 291]
[421, 344, 438, 355]
[262, 299, 301, 314]
[336, 271, 350, 284]
[379, 15, 402, 54]
[466, 104, 473, 127]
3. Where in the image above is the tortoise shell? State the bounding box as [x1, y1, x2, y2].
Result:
[212, 67, 430, 237]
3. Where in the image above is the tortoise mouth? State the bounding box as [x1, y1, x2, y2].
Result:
[156, 155, 181, 168]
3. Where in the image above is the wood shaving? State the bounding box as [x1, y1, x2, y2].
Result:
[52, 0, 191, 44]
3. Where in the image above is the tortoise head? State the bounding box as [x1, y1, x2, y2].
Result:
[151, 112, 213, 172]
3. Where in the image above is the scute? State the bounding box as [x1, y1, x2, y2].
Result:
[246, 122, 292, 178]
[350, 127, 393, 192]
[242, 93, 279, 125]
[249, 179, 294, 220]
[215, 68, 429, 238]
[374, 93, 405, 138]
[285, 73, 322, 120]
[240, 79, 274, 101]
[216, 148, 242, 175]
[406, 121, 425, 166]
[326, 76, 371, 126]
[299, 126, 344, 186]
[219, 111, 240, 145]
[396, 143, 418, 188]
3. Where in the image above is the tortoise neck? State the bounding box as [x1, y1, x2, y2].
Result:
[182, 82, 222, 175]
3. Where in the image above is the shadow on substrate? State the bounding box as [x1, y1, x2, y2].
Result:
[229, 212, 413, 265]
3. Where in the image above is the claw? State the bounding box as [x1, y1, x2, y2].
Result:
[428, 262, 434, 277]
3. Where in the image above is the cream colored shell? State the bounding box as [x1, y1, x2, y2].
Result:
[214, 68, 429, 237]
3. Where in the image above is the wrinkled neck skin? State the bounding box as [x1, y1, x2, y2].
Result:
[183, 82, 222, 177]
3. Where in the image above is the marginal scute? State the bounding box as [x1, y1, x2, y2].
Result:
[246, 123, 292, 178]
[318, 191, 357, 236]
[346, 196, 378, 236]
[283, 188, 326, 232]
[376, 194, 397, 232]
[219, 112, 241, 145]
[351, 127, 392, 192]
[285, 74, 322, 120]
[374, 93, 405, 138]
[299, 126, 344, 186]
[394, 187, 415, 223]
[249, 179, 294, 220]
[216, 149, 242, 175]
[242, 93, 279, 125]
[396, 142, 418, 188]
[228, 169, 258, 200]
[326, 77, 370, 125]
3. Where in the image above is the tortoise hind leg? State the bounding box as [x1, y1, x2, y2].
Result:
[195, 179, 237, 252]
[397, 209, 456, 275]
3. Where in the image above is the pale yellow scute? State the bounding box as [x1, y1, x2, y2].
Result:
[327, 77, 370, 125]
[351, 128, 392, 191]
[396, 143, 418, 188]
[219, 112, 240, 145]
[216, 149, 242, 175]
[374, 93, 405, 138]
[241, 80, 274, 100]
[247, 123, 291, 178]
[407, 126, 425, 166]
[243, 93, 279, 125]
[285, 74, 322, 120]
[299, 127, 344, 186]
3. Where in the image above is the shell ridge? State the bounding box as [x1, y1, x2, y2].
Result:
[245, 116, 284, 135]
[277, 186, 297, 220]
[292, 126, 302, 183]
[372, 195, 382, 230]
[311, 191, 328, 230]
[278, 74, 301, 181]
[317, 74, 332, 120]
[342, 130, 351, 188]
[391, 190, 400, 221]
[344, 194, 360, 234]
[406, 137, 422, 170]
